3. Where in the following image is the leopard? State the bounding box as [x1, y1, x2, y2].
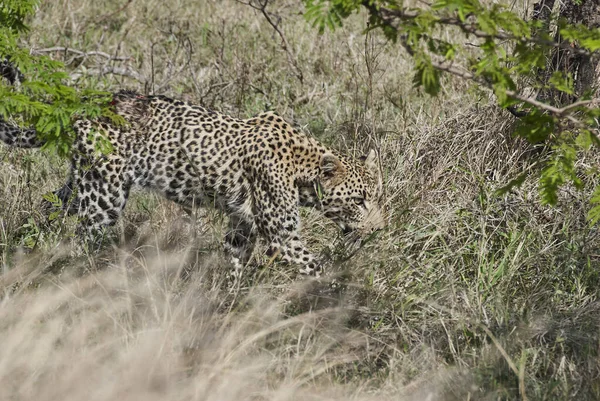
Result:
[0, 91, 385, 276]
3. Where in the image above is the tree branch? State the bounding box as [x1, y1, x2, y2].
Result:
[95, 0, 133, 24]
[237, 0, 304, 84]
[33, 47, 132, 62]
[429, 59, 595, 132]
[363, 2, 592, 56]
[361, 1, 597, 128]
[70, 65, 146, 82]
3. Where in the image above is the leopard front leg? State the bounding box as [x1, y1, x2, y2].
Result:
[266, 233, 321, 276]
[253, 182, 322, 277]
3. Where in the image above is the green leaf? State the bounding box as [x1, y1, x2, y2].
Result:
[495, 171, 528, 196]
[515, 112, 555, 143]
[539, 143, 581, 206]
[95, 131, 114, 155]
[588, 186, 600, 225]
[548, 71, 574, 95]
[560, 24, 600, 52]
[413, 55, 441, 96]
[576, 129, 594, 150]
[48, 211, 61, 221]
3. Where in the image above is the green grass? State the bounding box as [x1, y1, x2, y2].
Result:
[1, 0, 600, 399]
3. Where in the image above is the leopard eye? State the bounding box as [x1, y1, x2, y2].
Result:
[353, 197, 365, 206]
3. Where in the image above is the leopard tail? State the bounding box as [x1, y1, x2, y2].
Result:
[0, 119, 44, 148]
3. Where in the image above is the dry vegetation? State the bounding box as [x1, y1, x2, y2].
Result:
[1, 0, 600, 399]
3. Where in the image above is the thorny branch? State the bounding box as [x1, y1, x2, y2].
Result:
[361, 1, 598, 129]
[236, 0, 304, 84]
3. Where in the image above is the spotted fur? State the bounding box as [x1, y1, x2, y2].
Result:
[0, 91, 385, 275]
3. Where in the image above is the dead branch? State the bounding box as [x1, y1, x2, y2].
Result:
[95, 0, 133, 24]
[33, 47, 132, 62]
[236, 0, 304, 84]
[70, 65, 146, 83]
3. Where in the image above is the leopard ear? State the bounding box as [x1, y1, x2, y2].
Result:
[362, 149, 383, 197]
[320, 153, 345, 179]
[362, 149, 378, 175]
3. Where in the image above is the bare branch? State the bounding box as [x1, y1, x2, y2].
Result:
[95, 0, 133, 24]
[237, 0, 304, 84]
[33, 43, 138, 89]
[33, 47, 132, 61]
[70, 65, 146, 83]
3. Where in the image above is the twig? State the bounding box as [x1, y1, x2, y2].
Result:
[292, 87, 323, 106]
[237, 0, 304, 84]
[95, 0, 133, 24]
[429, 60, 592, 118]
[372, 2, 595, 127]
[364, 2, 592, 57]
[556, 99, 594, 115]
[149, 41, 157, 94]
[33, 47, 131, 62]
[155, 36, 194, 94]
[70, 65, 146, 83]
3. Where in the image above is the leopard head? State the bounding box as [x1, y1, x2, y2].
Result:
[319, 149, 385, 236]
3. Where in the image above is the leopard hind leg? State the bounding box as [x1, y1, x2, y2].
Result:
[74, 160, 132, 249]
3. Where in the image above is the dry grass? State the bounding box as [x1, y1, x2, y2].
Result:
[2, 0, 600, 399]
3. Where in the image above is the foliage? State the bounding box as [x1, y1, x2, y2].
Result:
[303, 0, 600, 223]
[0, 0, 111, 157]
